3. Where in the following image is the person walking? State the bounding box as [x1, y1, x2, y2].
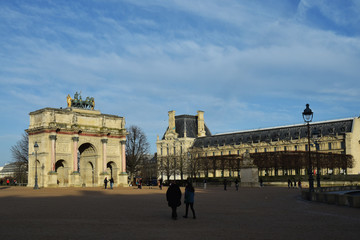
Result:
[159, 178, 163, 190]
[109, 177, 114, 189]
[223, 178, 227, 191]
[166, 181, 182, 220]
[138, 178, 142, 189]
[104, 177, 108, 189]
[203, 179, 207, 190]
[235, 178, 239, 191]
[183, 182, 196, 219]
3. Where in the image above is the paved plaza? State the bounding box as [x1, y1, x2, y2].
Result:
[0, 185, 359, 240]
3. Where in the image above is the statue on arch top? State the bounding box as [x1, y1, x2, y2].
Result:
[66, 92, 95, 110]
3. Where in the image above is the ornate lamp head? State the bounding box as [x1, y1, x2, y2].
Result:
[302, 104, 313, 123]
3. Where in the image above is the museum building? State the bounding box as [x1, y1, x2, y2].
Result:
[157, 110, 360, 180]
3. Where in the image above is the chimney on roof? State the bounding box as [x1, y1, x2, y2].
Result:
[197, 110, 206, 137]
[168, 110, 176, 133]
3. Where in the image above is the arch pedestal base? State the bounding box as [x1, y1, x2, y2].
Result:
[118, 173, 129, 187]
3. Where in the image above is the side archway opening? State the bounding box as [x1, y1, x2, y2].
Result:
[55, 159, 69, 186]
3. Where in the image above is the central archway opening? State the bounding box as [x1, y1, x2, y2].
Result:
[78, 143, 97, 187]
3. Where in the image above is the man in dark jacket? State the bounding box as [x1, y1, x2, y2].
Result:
[166, 182, 182, 220]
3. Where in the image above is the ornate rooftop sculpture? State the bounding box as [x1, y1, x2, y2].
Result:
[67, 92, 95, 110]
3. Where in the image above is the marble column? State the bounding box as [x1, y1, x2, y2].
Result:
[72, 136, 79, 172]
[120, 138, 126, 173]
[49, 134, 57, 172]
[102, 138, 108, 173]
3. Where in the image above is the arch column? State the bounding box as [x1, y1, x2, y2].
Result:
[102, 138, 108, 173]
[120, 138, 126, 173]
[118, 136, 128, 186]
[49, 134, 57, 172]
[72, 136, 79, 172]
[71, 135, 81, 187]
[47, 134, 58, 187]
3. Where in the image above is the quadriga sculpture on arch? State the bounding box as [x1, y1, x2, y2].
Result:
[67, 92, 95, 110]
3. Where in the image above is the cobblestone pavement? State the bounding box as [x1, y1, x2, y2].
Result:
[0, 186, 359, 240]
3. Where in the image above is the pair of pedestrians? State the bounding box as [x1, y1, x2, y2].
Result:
[104, 177, 114, 189]
[166, 182, 196, 220]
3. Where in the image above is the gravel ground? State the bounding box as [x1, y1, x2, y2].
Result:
[0, 185, 359, 240]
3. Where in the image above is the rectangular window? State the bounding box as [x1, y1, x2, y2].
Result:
[294, 145, 298, 151]
[161, 148, 163, 156]
[221, 151, 223, 156]
[213, 152, 215, 156]
[305, 145, 308, 151]
[264, 148, 267, 153]
[174, 147, 176, 154]
[328, 143, 332, 150]
[284, 146, 287, 151]
[255, 148, 258, 153]
[341, 141, 345, 149]
[229, 151, 231, 155]
[237, 150, 240, 155]
[274, 147, 277, 152]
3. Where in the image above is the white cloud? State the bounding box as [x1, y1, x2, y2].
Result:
[1, 0, 360, 163]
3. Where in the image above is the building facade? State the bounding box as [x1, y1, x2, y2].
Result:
[157, 110, 360, 180]
[27, 96, 128, 188]
[156, 110, 211, 180]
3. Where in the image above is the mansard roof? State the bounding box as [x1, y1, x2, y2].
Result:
[0, 163, 18, 173]
[162, 114, 212, 139]
[192, 118, 354, 148]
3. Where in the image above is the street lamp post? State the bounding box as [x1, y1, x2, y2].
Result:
[312, 129, 321, 188]
[315, 141, 321, 188]
[302, 104, 314, 192]
[34, 142, 39, 189]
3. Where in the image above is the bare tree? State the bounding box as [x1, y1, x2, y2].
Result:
[177, 153, 188, 181]
[161, 154, 176, 182]
[10, 132, 29, 183]
[126, 125, 150, 182]
[139, 154, 157, 186]
[187, 149, 202, 180]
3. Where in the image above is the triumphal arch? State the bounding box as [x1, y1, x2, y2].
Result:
[26, 93, 128, 187]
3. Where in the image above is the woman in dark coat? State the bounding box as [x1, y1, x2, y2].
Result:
[166, 182, 182, 220]
[183, 182, 196, 219]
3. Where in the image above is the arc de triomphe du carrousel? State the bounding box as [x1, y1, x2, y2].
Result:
[26, 93, 128, 187]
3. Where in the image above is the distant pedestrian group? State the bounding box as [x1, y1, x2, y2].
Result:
[288, 179, 301, 189]
[104, 177, 114, 189]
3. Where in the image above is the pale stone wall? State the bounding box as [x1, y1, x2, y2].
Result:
[156, 110, 197, 180]
[193, 122, 360, 177]
[195, 133, 352, 176]
[348, 118, 360, 174]
[27, 107, 128, 188]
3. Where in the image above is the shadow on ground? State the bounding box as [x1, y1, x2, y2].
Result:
[0, 187, 359, 240]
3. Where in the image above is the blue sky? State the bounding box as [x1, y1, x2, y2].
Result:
[1, 0, 360, 166]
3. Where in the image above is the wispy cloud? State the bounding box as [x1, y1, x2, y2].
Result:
[1, 0, 360, 165]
